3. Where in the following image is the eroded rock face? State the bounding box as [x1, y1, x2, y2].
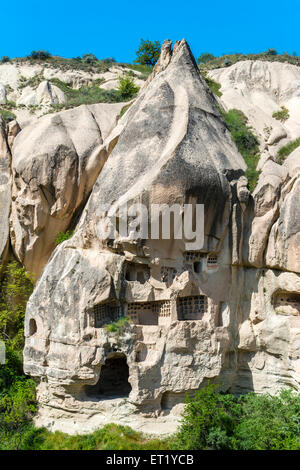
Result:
[23, 40, 249, 433]
[22, 42, 300, 435]
[10, 102, 126, 279]
[209, 60, 300, 158]
[17, 81, 66, 106]
[0, 84, 6, 105]
[0, 117, 11, 264]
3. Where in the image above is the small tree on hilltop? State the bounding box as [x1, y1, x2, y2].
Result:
[29, 50, 51, 60]
[265, 48, 278, 56]
[117, 73, 139, 100]
[134, 39, 161, 67]
[197, 52, 215, 65]
[81, 53, 98, 64]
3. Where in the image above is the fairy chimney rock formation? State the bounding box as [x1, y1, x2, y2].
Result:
[22, 40, 300, 435]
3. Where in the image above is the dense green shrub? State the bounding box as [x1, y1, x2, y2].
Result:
[272, 106, 290, 122]
[197, 51, 300, 72]
[134, 39, 161, 66]
[201, 71, 222, 97]
[101, 57, 116, 64]
[197, 53, 215, 65]
[104, 316, 130, 334]
[1, 56, 10, 63]
[0, 262, 33, 349]
[174, 385, 300, 450]
[49, 73, 138, 111]
[0, 262, 36, 450]
[224, 58, 232, 67]
[117, 73, 139, 100]
[55, 230, 74, 245]
[175, 384, 236, 450]
[29, 50, 51, 60]
[0, 109, 16, 122]
[277, 136, 300, 163]
[81, 53, 98, 64]
[221, 108, 260, 190]
[265, 48, 278, 56]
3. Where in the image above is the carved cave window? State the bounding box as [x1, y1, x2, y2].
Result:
[273, 291, 300, 316]
[127, 300, 171, 325]
[93, 303, 121, 328]
[29, 318, 37, 336]
[177, 295, 207, 320]
[85, 353, 131, 398]
[207, 255, 218, 268]
[160, 266, 176, 286]
[184, 251, 205, 262]
[125, 263, 150, 284]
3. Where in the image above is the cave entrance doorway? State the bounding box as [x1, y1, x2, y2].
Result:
[85, 353, 132, 399]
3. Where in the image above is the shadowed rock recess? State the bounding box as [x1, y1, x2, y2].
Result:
[22, 40, 300, 435]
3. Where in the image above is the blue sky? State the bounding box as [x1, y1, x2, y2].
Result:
[1, 0, 299, 63]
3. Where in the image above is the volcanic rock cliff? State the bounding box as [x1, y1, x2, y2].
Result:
[1, 40, 300, 435]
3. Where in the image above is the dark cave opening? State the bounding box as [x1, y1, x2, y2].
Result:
[85, 354, 132, 399]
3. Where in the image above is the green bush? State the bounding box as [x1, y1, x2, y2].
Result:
[104, 316, 130, 334]
[221, 108, 260, 190]
[174, 385, 300, 450]
[117, 73, 139, 100]
[201, 72, 222, 97]
[197, 53, 215, 65]
[175, 384, 236, 450]
[101, 57, 116, 64]
[134, 39, 161, 67]
[0, 109, 16, 123]
[1, 56, 10, 63]
[224, 58, 232, 66]
[49, 78, 127, 110]
[0, 261, 33, 349]
[29, 50, 51, 60]
[81, 53, 98, 64]
[0, 378, 37, 450]
[277, 136, 300, 163]
[55, 230, 74, 245]
[272, 106, 289, 122]
[265, 48, 278, 56]
[0, 262, 36, 450]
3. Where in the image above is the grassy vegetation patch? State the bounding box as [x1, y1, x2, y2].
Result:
[272, 106, 290, 122]
[18, 73, 44, 90]
[120, 102, 133, 117]
[201, 71, 222, 97]
[277, 136, 300, 163]
[0, 264, 300, 451]
[104, 316, 130, 334]
[0, 262, 35, 450]
[55, 230, 74, 245]
[221, 108, 260, 190]
[127, 63, 153, 76]
[174, 384, 300, 450]
[0, 109, 16, 122]
[198, 51, 300, 71]
[50, 73, 139, 110]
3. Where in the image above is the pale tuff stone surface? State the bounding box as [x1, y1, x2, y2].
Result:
[0, 118, 11, 263]
[23, 39, 251, 434]
[209, 60, 300, 155]
[17, 81, 66, 106]
[0, 41, 298, 436]
[10, 102, 126, 279]
[0, 84, 6, 104]
[0, 61, 145, 125]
